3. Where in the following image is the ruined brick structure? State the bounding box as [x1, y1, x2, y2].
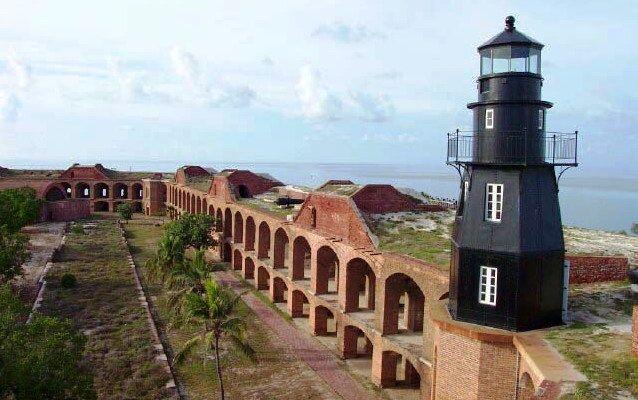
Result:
[0, 163, 163, 217]
[633, 305, 638, 357]
[566, 255, 629, 284]
[150, 165, 583, 399]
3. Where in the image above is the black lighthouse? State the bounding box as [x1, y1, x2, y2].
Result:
[446, 16, 578, 331]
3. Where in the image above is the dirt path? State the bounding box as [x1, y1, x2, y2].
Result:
[215, 270, 380, 400]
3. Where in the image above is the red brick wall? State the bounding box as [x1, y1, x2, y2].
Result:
[294, 193, 374, 248]
[142, 180, 166, 215]
[59, 165, 108, 180]
[208, 176, 236, 203]
[351, 185, 422, 214]
[40, 199, 90, 221]
[227, 170, 282, 197]
[567, 255, 629, 284]
[633, 305, 638, 357]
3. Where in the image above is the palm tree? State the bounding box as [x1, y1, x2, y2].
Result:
[174, 278, 253, 400]
[164, 250, 213, 322]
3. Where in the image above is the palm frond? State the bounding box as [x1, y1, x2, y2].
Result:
[173, 334, 203, 364]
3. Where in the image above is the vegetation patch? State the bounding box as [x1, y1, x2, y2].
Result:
[40, 219, 172, 399]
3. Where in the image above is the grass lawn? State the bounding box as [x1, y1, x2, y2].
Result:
[545, 282, 637, 400]
[40, 219, 173, 400]
[123, 218, 337, 400]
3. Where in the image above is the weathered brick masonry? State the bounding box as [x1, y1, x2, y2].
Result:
[566, 255, 629, 284]
[633, 305, 638, 357]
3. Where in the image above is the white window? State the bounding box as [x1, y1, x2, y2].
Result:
[485, 109, 494, 129]
[479, 266, 498, 306]
[463, 180, 470, 202]
[538, 109, 544, 129]
[485, 183, 503, 222]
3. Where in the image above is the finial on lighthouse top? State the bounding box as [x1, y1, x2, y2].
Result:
[505, 16, 515, 31]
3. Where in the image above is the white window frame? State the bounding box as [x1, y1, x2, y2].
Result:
[463, 180, 470, 202]
[479, 266, 498, 306]
[485, 183, 503, 222]
[538, 109, 544, 129]
[485, 109, 494, 129]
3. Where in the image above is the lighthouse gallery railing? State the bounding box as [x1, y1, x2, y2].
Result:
[446, 130, 578, 166]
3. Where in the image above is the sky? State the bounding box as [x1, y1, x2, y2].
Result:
[0, 0, 636, 176]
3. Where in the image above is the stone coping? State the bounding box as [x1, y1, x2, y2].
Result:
[513, 333, 585, 384]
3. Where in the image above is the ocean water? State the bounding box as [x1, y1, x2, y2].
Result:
[3, 159, 637, 233]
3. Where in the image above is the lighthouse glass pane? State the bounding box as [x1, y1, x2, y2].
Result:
[529, 48, 540, 74]
[492, 46, 510, 73]
[510, 46, 529, 72]
[480, 49, 492, 75]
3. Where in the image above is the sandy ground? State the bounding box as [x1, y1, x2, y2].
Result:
[14, 222, 66, 302]
[564, 227, 638, 267]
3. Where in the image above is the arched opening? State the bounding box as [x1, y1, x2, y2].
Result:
[190, 195, 196, 214]
[94, 201, 109, 212]
[187, 193, 192, 212]
[342, 325, 373, 359]
[257, 266, 270, 291]
[208, 203, 214, 216]
[94, 182, 109, 198]
[313, 305, 336, 336]
[179, 191, 184, 209]
[292, 236, 311, 280]
[132, 202, 143, 213]
[132, 183, 143, 200]
[114, 183, 128, 199]
[215, 209, 223, 232]
[245, 216, 256, 251]
[379, 351, 421, 390]
[224, 208, 232, 238]
[258, 222, 271, 259]
[44, 186, 66, 202]
[60, 182, 72, 197]
[196, 197, 202, 214]
[518, 372, 536, 400]
[233, 249, 243, 271]
[272, 277, 288, 303]
[383, 273, 425, 335]
[244, 257, 255, 280]
[237, 184, 251, 198]
[290, 290, 309, 318]
[75, 182, 90, 198]
[202, 198, 208, 214]
[316, 246, 339, 295]
[222, 242, 232, 262]
[345, 258, 376, 312]
[234, 212, 244, 243]
[273, 228, 289, 269]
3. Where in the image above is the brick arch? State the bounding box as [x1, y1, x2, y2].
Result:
[244, 257, 255, 279]
[315, 245, 339, 295]
[224, 208, 232, 238]
[196, 196, 202, 214]
[60, 182, 72, 197]
[378, 350, 421, 389]
[342, 324, 373, 359]
[215, 208, 223, 232]
[114, 182, 128, 199]
[75, 182, 90, 198]
[292, 235, 311, 280]
[234, 211, 244, 243]
[518, 372, 536, 400]
[190, 194, 196, 214]
[245, 216, 256, 251]
[94, 182, 109, 199]
[382, 273, 425, 335]
[257, 266, 270, 290]
[273, 228, 289, 269]
[257, 221, 271, 259]
[222, 242, 232, 262]
[312, 305, 336, 336]
[344, 257, 376, 312]
[272, 276, 288, 303]
[132, 183, 143, 200]
[186, 192, 191, 213]
[290, 290, 309, 318]
[43, 183, 67, 202]
[233, 249, 243, 271]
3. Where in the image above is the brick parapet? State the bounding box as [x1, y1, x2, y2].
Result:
[566, 255, 629, 284]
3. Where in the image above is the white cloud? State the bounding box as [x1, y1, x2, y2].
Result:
[209, 85, 256, 108]
[6, 52, 32, 89]
[107, 57, 150, 102]
[312, 22, 386, 43]
[362, 132, 419, 143]
[295, 65, 342, 121]
[170, 46, 199, 88]
[351, 91, 395, 122]
[0, 92, 20, 122]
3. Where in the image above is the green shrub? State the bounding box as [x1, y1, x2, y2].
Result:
[116, 203, 133, 220]
[0, 227, 29, 283]
[60, 273, 77, 288]
[0, 187, 41, 233]
[70, 224, 84, 235]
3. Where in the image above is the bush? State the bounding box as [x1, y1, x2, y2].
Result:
[0, 187, 41, 233]
[60, 273, 77, 288]
[0, 227, 29, 283]
[0, 284, 96, 399]
[70, 224, 84, 235]
[116, 203, 133, 220]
